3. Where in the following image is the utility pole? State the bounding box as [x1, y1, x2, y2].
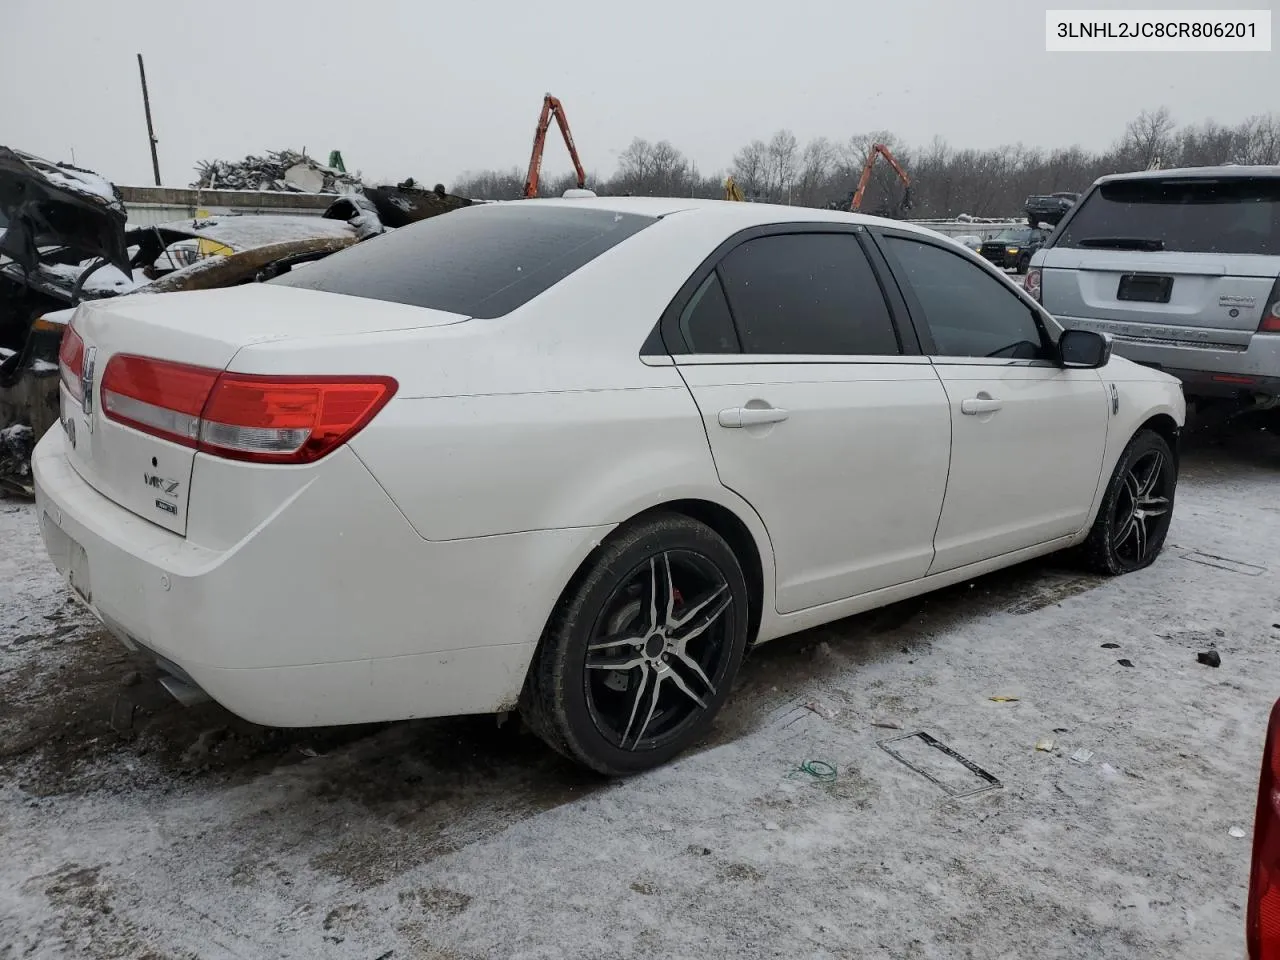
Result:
[136, 53, 161, 185]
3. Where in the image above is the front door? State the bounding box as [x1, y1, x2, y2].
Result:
[876, 232, 1110, 574]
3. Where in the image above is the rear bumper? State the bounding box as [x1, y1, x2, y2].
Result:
[1057, 316, 1280, 399]
[32, 428, 607, 726]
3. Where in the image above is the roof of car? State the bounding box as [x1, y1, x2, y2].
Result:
[1095, 164, 1280, 185]
[525, 195, 942, 235]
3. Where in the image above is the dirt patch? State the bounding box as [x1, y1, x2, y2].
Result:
[0, 624, 389, 796]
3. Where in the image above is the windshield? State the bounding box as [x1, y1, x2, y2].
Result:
[271, 203, 654, 318]
[1056, 177, 1280, 255]
[995, 228, 1034, 243]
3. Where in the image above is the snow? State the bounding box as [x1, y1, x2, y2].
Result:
[25, 161, 125, 215]
[40, 262, 141, 295]
[0, 422, 1276, 958]
[172, 215, 357, 250]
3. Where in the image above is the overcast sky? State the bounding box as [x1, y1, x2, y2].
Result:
[3, 0, 1275, 188]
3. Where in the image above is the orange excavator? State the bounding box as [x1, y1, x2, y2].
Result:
[523, 93, 587, 198]
[849, 143, 912, 215]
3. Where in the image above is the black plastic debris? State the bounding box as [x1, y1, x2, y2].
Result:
[1117, 659, 1135, 668]
[878, 731, 1001, 798]
[1197, 650, 1222, 668]
[1101, 642, 1120, 649]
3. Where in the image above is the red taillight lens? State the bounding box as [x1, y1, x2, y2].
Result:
[58, 325, 85, 402]
[99, 354, 396, 463]
[101, 355, 219, 448]
[1261, 279, 1280, 333]
[1260, 301, 1280, 333]
[198, 374, 397, 463]
[1024, 267, 1042, 303]
[1248, 699, 1280, 959]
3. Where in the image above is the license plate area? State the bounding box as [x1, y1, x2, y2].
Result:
[41, 512, 92, 603]
[1117, 273, 1173, 303]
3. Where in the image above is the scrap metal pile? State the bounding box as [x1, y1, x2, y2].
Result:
[192, 150, 364, 194]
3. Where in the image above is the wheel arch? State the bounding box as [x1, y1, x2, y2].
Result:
[534, 494, 773, 658]
[1136, 412, 1181, 467]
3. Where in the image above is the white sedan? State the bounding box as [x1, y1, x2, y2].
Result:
[33, 197, 1185, 775]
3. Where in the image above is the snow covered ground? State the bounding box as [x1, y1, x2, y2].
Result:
[1, 419, 1276, 959]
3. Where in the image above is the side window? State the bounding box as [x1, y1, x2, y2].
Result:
[679, 273, 741, 353]
[884, 236, 1049, 360]
[715, 233, 900, 356]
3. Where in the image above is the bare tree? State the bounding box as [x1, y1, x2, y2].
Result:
[1120, 107, 1176, 170]
[795, 136, 836, 207]
[731, 139, 769, 198]
[766, 129, 799, 202]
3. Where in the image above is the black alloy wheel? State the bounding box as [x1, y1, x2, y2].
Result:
[1082, 429, 1177, 575]
[521, 513, 750, 775]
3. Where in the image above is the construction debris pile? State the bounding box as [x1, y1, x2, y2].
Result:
[192, 150, 364, 194]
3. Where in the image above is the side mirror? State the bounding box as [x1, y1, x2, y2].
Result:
[1059, 329, 1112, 369]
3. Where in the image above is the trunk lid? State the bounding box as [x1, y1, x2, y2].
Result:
[61, 284, 466, 535]
[1040, 249, 1280, 345]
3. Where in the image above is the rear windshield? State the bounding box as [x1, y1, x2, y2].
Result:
[270, 203, 654, 318]
[1055, 177, 1280, 255]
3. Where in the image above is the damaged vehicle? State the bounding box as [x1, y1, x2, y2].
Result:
[0, 146, 369, 495]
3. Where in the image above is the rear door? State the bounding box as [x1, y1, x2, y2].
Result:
[876, 231, 1109, 574]
[1041, 175, 1280, 349]
[665, 227, 952, 614]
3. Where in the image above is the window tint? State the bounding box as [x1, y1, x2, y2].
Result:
[1056, 177, 1280, 255]
[715, 233, 899, 355]
[680, 273, 740, 353]
[885, 236, 1048, 360]
[270, 204, 654, 318]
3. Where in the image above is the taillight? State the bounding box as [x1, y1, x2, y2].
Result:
[1260, 279, 1280, 333]
[100, 354, 396, 463]
[58, 325, 85, 403]
[198, 374, 397, 463]
[1248, 699, 1280, 959]
[101, 356, 219, 447]
[1024, 267, 1042, 303]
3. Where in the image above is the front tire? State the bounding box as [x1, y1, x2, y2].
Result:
[1081, 429, 1177, 575]
[520, 513, 750, 775]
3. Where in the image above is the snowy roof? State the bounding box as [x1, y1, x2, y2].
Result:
[10, 150, 125, 215]
[137, 215, 358, 251]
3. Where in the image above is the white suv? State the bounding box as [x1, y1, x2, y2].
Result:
[1027, 166, 1280, 411]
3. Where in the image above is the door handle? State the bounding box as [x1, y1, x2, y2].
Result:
[718, 406, 790, 428]
[960, 396, 1003, 416]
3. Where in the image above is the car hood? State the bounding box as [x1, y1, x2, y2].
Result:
[0, 146, 129, 276]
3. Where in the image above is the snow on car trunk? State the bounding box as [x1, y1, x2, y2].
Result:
[58, 284, 467, 536]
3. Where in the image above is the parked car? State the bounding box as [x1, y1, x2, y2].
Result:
[34, 198, 1185, 775]
[980, 227, 1049, 274]
[1027, 166, 1280, 412]
[1025, 191, 1079, 227]
[1248, 698, 1279, 959]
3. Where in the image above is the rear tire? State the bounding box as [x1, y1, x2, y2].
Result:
[1081, 429, 1177, 575]
[520, 513, 750, 775]
[1016, 255, 1031, 275]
